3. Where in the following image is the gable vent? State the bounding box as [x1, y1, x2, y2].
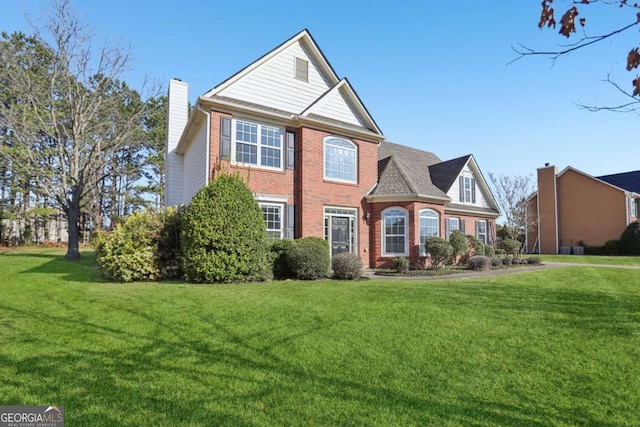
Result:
[294, 57, 309, 82]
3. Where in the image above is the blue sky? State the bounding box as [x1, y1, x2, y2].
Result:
[2, 0, 639, 180]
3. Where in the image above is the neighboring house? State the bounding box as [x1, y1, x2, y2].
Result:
[165, 29, 499, 268]
[526, 164, 640, 254]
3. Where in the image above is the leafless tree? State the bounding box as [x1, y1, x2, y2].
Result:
[489, 173, 535, 241]
[0, 0, 157, 258]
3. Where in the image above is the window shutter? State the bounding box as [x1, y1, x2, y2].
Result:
[475, 220, 479, 237]
[445, 218, 450, 239]
[460, 219, 465, 234]
[220, 117, 232, 160]
[471, 178, 476, 204]
[459, 176, 464, 202]
[285, 204, 295, 239]
[286, 131, 295, 170]
[487, 221, 493, 245]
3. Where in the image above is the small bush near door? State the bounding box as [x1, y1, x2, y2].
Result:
[332, 252, 363, 280]
[287, 237, 330, 280]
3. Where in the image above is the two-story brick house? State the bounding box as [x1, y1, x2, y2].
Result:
[165, 30, 499, 268]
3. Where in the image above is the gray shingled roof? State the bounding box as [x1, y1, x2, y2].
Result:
[371, 141, 448, 199]
[597, 170, 640, 194]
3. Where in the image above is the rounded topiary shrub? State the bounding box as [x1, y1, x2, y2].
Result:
[466, 235, 485, 256]
[287, 237, 330, 280]
[467, 255, 491, 271]
[331, 252, 363, 280]
[96, 209, 171, 282]
[498, 238, 521, 256]
[449, 229, 469, 262]
[527, 256, 542, 265]
[425, 237, 453, 269]
[620, 221, 640, 255]
[393, 256, 409, 274]
[181, 174, 270, 283]
[484, 245, 496, 257]
[269, 239, 297, 279]
[604, 239, 620, 256]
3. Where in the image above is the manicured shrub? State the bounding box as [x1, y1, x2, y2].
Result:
[498, 238, 521, 256]
[269, 239, 297, 279]
[484, 245, 495, 257]
[393, 256, 409, 274]
[466, 235, 485, 256]
[449, 230, 469, 263]
[620, 221, 640, 255]
[287, 237, 330, 280]
[502, 255, 512, 266]
[467, 255, 491, 271]
[604, 239, 620, 256]
[425, 237, 453, 269]
[96, 208, 182, 282]
[527, 256, 542, 265]
[181, 174, 270, 283]
[491, 256, 503, 267]
[584, 245, 604, 256]
[495, 248, 506, 255]
[332, 252, 363, 280]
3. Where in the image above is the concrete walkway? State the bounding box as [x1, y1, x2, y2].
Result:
[362, 261, 640, 281]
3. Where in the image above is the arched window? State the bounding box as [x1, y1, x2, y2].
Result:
[419, 209, 439, 255]
[324, 137, 357, 183]
[382, 208, 408, 256]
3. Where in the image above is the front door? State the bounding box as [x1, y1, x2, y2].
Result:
[331, 216, 350, 256]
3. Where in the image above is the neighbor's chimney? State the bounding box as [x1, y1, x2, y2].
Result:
[537, 164, 558, 254]
[165, 79, 189, 207]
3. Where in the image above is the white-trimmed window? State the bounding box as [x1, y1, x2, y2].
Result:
[382, 208, 408, 256]
[234, 119, 283, 169]
[445, 217, 459, 240]
[259, 203, 283, 240]
[324, 137, 357, 183]
[419, 209, 439, 256]
[459, 175, 476, 204]
[476, 220, 487, 244]
[632, 199, 638, 218]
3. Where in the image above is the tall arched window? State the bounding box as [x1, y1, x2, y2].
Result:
[324, 137, 357, 183]
[419, 209, 439, 255]
[382, 208, 408, 256]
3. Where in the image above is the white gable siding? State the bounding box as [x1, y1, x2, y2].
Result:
[217, 41, 331, 113]
[447, 165, 491, 208]
[182, 122, 208, 204]
[308, 87, 364, 126]
[165, 79, 189, 206]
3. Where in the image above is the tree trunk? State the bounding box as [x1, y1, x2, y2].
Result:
[64, 188, 82, 260]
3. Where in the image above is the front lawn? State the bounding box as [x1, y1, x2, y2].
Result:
[1, 248, 639, 426]
[539, 254, 640, 266]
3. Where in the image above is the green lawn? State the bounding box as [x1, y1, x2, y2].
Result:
[538, 254, 640, 266]
[1, 248, 639, 426]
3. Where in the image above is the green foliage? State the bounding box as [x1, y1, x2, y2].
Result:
[269, 239, 297, 279]
[181, 175, 269, 283]
[96, 208, 182, 282]
[393, 256, 409, 274]
[467, 255, 491, 271]
[604, 240, 621, 256]
[484, 245, 495, 257]
[498, 238, 521, 256]
[584, 245, 605, 256]
[425, 237, 453, 269]
[449, 230, 469, 260]
[286, 237, 330, 280]
[527, 256, 542, 265]
[619, 221, 640, 255]
[466, 235, 485, 256]
[331, 252, 363, 280]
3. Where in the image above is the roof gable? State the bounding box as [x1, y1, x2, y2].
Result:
[429, 155, 471, 193]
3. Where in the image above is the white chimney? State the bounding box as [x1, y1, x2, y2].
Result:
[165, 79, 189, 206]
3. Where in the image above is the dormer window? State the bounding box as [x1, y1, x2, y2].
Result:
[459, 175, 476, 204]
[294, 57, 309, 82]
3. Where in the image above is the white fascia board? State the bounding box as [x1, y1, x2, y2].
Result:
[466, 155, 501, 214]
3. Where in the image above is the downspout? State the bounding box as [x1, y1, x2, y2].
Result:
[625, 192, 630, 226]
[553, 172, 559, 254]
[196, 103, 211, 185]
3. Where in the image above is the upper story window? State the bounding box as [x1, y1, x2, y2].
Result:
[419, 209, 439, 256]
[459, 175, 476, 204]
[234, 119, 283, 169]
[324, 137, 357, 183]
[382, 208, 408, 256]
